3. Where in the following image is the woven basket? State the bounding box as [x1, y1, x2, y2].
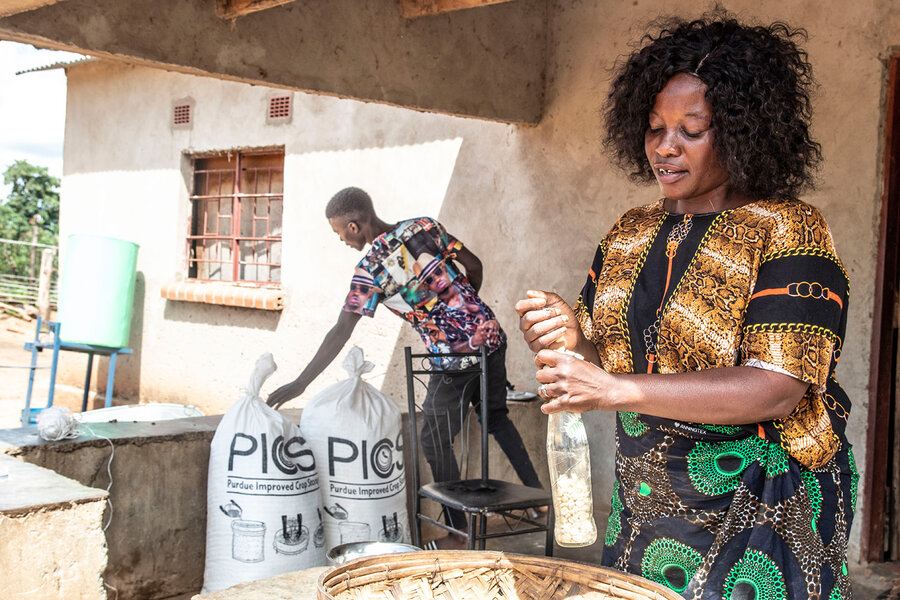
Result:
[317, 550, 682, 600]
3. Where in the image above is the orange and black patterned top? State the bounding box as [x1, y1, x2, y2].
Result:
[575, 198, 857, 599]
[575, 198, 850, 469]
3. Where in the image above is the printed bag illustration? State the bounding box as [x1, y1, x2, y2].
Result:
[300, 346, 409, 552]
[202, 354, 325, 594]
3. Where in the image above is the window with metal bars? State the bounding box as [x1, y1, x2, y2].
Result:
[187, 150, 283, 285]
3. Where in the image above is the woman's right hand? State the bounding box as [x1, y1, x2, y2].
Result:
[514, 290, 581, 358]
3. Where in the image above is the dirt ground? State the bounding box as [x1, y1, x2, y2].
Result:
[0, 314, 100, 430]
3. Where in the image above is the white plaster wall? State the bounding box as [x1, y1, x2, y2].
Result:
[57, 0, 900, 566]
[59, 61, 473, 408]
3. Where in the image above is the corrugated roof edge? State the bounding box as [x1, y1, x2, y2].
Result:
[16, 56, 97, 75]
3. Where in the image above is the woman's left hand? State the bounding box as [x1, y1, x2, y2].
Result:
[535, 349, 613, 414]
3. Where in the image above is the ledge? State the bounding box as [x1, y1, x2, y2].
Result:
[0, 454, 107, 517]
[192, 565, 329, 599]
[160, 281, 284, 310]
[0, 409, 305, 458]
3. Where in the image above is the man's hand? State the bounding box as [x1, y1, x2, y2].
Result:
[471, 319, 501, 347]
[267, 310, 361, 410]
[267, 378, 308, 409]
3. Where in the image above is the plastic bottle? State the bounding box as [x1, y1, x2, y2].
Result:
[546, 408, 597, 547]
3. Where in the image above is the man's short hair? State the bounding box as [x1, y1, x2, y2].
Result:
[326, 187, 374, 220]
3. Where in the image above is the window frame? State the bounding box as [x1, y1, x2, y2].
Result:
[186, 148, 284, 287]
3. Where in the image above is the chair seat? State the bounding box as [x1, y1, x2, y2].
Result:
[420, 478, 551, 514]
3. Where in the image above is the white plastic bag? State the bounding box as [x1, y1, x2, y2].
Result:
[202, 354, 325, 594]
[300, 347, 409, 552]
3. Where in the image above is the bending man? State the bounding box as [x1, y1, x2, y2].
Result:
[267, 186, 543, 549]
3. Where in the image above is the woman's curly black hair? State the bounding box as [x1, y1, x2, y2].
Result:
[602, 13, 822, 201]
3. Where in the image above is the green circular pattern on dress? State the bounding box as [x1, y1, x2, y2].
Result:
[828, 583, 843, 600]
[723, 548, 787, 600]
[801, 471, 822, 532]
[687, 439, 762, 496]
[605, 480, 623, 546]
[641, 538, 703, 593]
[699, 423, 744, 435]
[849, 447, 859, 514]
[619, 411, 649, 437]
[764, 442, 790, 478]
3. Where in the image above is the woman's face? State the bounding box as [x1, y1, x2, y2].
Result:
[644, 73, 732, 211]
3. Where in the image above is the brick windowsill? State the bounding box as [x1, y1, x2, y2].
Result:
[160, 281, 284, 310]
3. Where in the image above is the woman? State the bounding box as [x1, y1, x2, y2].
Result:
[517, 15, 857, 600]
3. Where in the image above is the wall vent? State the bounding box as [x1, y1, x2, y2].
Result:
[267, 94, 292, 123]
[173, 104, 192, 126]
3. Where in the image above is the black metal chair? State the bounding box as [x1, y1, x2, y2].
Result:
[404, 346, 554, 554]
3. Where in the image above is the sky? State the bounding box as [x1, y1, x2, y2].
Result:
[0, 41, 83, 198]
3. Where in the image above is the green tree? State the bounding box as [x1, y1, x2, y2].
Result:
[0, 160, 60, 278]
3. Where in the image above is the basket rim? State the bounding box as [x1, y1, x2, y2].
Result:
[316, 549, 683, 600]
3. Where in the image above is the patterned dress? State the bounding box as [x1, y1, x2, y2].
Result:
[575, 199, 858, 600]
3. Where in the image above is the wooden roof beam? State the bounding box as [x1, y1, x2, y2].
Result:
[0, 0, 66, 18]
[400, 0, 514, 19]
[216, 0, 296, 20]
[0, 0, 547, 123]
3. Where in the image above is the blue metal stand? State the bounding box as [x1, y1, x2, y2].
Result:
[22, 317, 133, 426]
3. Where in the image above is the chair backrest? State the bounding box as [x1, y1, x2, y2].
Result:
[404, 345, 490, 488]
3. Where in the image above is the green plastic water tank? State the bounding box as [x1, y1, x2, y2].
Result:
[57, 234, 139, 348]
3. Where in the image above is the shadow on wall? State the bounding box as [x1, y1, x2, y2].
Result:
[162, 298, 281, 331]
[375, 134, 618, 542]
[378, 135, 485, 402]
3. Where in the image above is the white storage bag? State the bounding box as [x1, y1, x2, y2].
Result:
[202, 353, 325, 594]
[300, 347, 410, 552]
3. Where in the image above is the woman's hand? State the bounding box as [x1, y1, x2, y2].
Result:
[514, 290, 582, 358]
[534, 349, 613, 414]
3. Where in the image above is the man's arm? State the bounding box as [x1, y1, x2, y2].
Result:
[453, 246, 483, 292]
[267, 310, 362, 408]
